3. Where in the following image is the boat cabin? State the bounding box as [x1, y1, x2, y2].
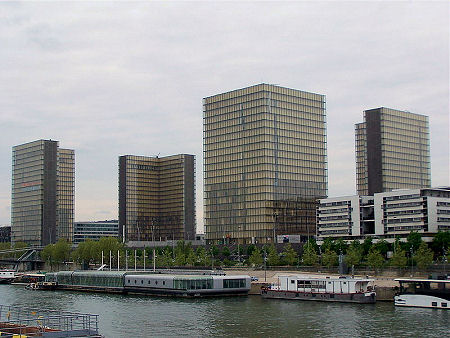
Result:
[395, 279, 450, 302]
[276, 275, 374, 294]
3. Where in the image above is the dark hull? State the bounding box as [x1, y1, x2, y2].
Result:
[0, 278, 15, 284]
[51, 285, 249, 297]
[261, 289, 376, 303]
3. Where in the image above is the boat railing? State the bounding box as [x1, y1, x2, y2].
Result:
[0, 304, 100, 337]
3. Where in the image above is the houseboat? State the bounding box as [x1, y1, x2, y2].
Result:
[0, 270, 15, 284]
[261, 275, 376, 303]
[394, 278, 449, 309]
[42, 271, 251, 297]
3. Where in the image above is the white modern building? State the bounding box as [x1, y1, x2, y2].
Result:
[317, 187, 450, 242]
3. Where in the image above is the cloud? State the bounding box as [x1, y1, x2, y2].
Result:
[0, 1, 448, 233]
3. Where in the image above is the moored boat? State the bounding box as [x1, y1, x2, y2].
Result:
[394, 278, 449, 309]
[261, 275, 376, 303]
[0, 270, 15, 284]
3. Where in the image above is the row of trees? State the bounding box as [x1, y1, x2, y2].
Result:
[36, 230, 449, 271]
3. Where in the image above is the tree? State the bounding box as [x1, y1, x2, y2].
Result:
[13, 241, 28, 258]
[302, 243, 318, 266]
[41, 244, 55, 270]
[362, 237, 373, 257]
[322, 248, 338, 268]
[267, 244, 279, 266]
[414, 242, 434, 269]
[282, 244, 298, 266]
[0, 242, 11, 259]
[345, 241, 362, 267]
[222, 246, 231, 258]
[185, 247, 196, 266]
[431, 231, 450, 258]
[373, 239, 389, 257]
[246, 244, 256, 257]
[196, 247, 210, 267]
[249, 247, 263, 266]
[389, 239, 407, 268]
[321, 238, 335, 253]
[367, 247, 384, 271]
[53, 239, 71, 264]
[334, 238, 348, 255]
[407, 231, 423, 252]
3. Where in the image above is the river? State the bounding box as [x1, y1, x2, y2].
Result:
[0, 284, 448, 337]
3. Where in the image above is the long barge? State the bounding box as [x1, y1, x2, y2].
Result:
[41, 270, 251, 297]
[261, 275, 376, 303]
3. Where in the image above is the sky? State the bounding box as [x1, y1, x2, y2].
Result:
[0, 1, 448, 233]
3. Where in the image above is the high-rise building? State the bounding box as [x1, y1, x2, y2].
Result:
[203, 84, 328, 244]
[118, 154, 196, 242]
[356, 107, 431, 196]
[11, 139, 75, 246]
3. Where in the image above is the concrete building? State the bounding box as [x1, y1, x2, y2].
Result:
[11, 140, 74, 246]
[73, 220, 119, 245]
[317, 187, 450, 242]
[355, 107, 431, 196]
[118, 154, 195, 243]
[203, 84, 328, 244]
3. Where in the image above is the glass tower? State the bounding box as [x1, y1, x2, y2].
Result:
[355, 107, 431, 195]
[118, 154, 196, 242]
[11, 140, 75, 246]
[203, 84, 328, 244]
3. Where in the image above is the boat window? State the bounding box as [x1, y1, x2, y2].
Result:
[134, 280, 137, 284]
[432, 302, 437, 307]
[442, 303, 447, 308]
[223, 279, 246, 288]
[148, 281, 150, 284]
[291, 280, 295, 284]
[155, 281, 158, 285]
[163, 281, 166, 285]
[343, 282, 347, 284]
[127, 280, 130, 284]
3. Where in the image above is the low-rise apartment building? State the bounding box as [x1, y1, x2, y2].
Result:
[317, 187, 449, 242]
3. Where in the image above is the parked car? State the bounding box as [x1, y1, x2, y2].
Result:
[251, 276, 259, 282]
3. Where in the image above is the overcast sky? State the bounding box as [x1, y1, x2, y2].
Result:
[0, 1, 448, 233]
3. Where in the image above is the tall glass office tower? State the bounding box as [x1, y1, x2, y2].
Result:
[203, 84, 328, 244]
[355, 107, 431, 195]
[118, 154, 196, 242]
[11, 140, 75, 246]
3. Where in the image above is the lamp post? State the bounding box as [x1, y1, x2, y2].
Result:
[410, 246, 414, 277]
[264, 247, 267, 282]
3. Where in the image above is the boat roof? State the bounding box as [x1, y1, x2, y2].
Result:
[278, 275, 374, 282]
[395, 278, 450, 283]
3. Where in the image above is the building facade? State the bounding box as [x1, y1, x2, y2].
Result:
[317, 187, 450, 242]
[73, 220, 119, 245]
[119, 154, 195, 242]
[11, 140, 75, 246]
[0, 225, 11, 243]
[203, 84, 328, 244]
[355, 107, 431, 196]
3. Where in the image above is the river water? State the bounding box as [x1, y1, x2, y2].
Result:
[0, 284, 448, 337]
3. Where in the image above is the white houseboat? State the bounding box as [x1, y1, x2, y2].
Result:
[261, 275, 376, 303]
[394, 278, 449, 309]
[0, 270, 15, 284]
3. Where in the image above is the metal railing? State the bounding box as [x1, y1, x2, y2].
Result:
[0, 304, 100, 337]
